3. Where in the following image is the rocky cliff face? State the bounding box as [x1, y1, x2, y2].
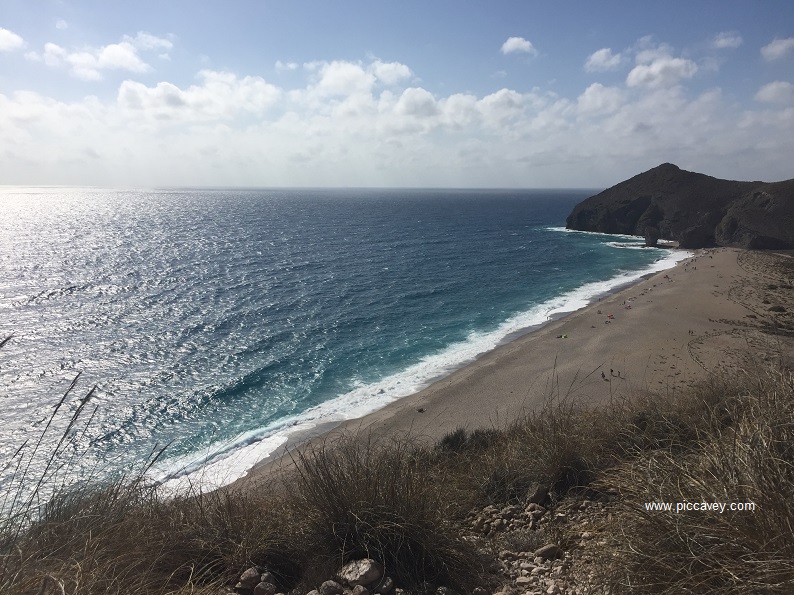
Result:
[565, 163, 794, 249]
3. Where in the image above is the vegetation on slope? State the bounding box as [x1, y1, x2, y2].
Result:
[2, 353, 793, 594]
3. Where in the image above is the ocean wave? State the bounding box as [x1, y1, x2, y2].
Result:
[154, 246, 691, 492]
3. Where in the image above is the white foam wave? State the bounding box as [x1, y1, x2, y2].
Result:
[153, 247, 691, 493]
[546, 227, 647, 242]
[605, 242, 651, 250]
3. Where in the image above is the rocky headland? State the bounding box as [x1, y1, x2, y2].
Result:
[565, 163, 794, 249]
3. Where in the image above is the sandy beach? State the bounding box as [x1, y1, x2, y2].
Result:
[244, 247, 793, 483]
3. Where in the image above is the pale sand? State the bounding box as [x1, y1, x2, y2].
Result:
[240, 247, 779, 485]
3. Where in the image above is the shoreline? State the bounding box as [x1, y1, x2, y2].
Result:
[237, 246, 741, 487]
[162, 243, 690, 492]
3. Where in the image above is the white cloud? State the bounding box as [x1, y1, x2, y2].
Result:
[577, 83, 623, 115]
[370, 60, 412, 85]
[395, 87, 438, 117]
[478, 88, 529, 129]
[755, 81, 794, 104]
[438, 93, 479, 128]
[53, 41, 149, 80]
[711, 31, 743, 49]
[584, 48, 622, 72]
[312, 61, 375, 97]
[2, 54, 794, 187]
[500, 36, 537, 56]
[124, 32, 173, 51]
[761, 37, 794, 61]
[117, 70, 281, 122]
[27, 32, 172, 80]
[0, 27, 24, 52]
[626, 56, 698, 89]
[275, 60, 299, 72]
[634, 42, 675, 65]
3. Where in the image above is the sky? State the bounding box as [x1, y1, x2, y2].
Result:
[1, 0, 794, 188]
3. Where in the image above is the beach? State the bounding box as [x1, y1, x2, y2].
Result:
[246, 246, 792, 483]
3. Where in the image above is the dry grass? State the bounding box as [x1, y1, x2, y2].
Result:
[282, 434, 488, 592]
[595, 365, 794, 594]
[2, 333, 794, 594]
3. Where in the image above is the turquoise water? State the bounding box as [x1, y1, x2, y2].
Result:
[0, 188, 683, 491]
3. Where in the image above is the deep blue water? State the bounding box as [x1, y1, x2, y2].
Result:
[0, 188, 682, 492]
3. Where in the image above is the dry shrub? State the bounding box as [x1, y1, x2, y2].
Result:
[284, 432, 487, 593]
[0, 474, 296, 594]
[598, 366, 794, 594]
[439, 398, 624, 506]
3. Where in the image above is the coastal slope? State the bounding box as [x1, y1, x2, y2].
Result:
[254, 247, 793, 468]
[566, 163, 794, 249]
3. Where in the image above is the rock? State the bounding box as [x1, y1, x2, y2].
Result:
[319, 581, 344, 595]
[338, 559, 384, 587]
[373, 576, 394, 594]
[306, 590, 320, 595]
[534, 544, 563, 560]
[253, 582, 278, 595]
[644, 226, 660, 247]
[526, 484, 550, 506]
[514, 576, 533, 586]
[237, 567, 261, 590]
[351, 586, 370, 595]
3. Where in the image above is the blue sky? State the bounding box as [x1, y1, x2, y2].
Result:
[1, 0, 793, 187]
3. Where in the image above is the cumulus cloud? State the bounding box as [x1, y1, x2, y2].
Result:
[26, 32, 171, 80]
[755, 81, 794, 104]
[117, 70, 281, 121]
[31, 41, 149, 80]
[370, 60, 412, 85]
[711, 31, 743, 49]
[0, 27, 24, 52]
[500, 36, 537, 55]
[395, 87, 438, 117]
[626, 54, 698, 89]
[577, 83, 623, 115]
[761, 37, 794, 61]
[2, 53, 794, 187]
[311, 60, 375, 97]
[584, 48, 622, 72]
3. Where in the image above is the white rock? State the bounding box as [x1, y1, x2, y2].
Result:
[338, 559, 384, 587]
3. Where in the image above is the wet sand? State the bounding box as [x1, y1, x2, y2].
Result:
[241, 247, 786, 485]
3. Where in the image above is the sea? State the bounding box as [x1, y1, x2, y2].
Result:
[0, 187, 687, 498]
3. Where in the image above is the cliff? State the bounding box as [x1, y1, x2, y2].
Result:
[565, 163, 794, 249]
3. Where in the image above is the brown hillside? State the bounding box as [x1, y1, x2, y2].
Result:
[566, 163, 794, 248]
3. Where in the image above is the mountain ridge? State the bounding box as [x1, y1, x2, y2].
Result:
[565, 163, 794, 249]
